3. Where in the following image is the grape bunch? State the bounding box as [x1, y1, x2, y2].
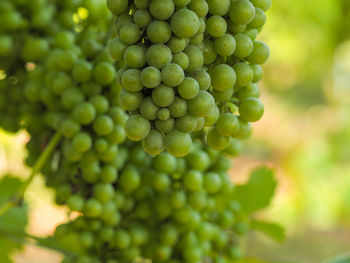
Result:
[49, 141, 248, 263]
[0, 0, 110, 132]
[106, 0, 270, 157]
[107, 0, 217, 157]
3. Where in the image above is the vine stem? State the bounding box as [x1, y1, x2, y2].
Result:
[0, 131, 62, 215]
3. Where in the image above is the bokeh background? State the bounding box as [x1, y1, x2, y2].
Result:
[1, 0, 350, 262]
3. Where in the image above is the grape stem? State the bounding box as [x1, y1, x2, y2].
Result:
[0, 131, 62, 215]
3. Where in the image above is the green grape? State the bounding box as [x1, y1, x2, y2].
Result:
[73, 102, 96, 125]
[250, 0, 272, 11]
[149, 0, 174, 20]
[233, 33, 254, 58]
[161, 63, 185, 87]
[224, 138, 242, 157]
[204, 172, 222, 193]
[171, 9, 200, 38]
[61, 118, 81, 138]
[120, 23, 141, 45]
[178, 77, 199, 100]
[151, 172, 171, 191]
[206, 15, 227, 38]
[167, 37, 187, 53]
[141, 66, 162, 89]
[207, 128, 230, 151]
[93, 115, 114, 136]
[67, 195, 84, 212]
[229, 0, 256, 25]
[155, 118, 175, 133]
[228, 23, 247, 34]
[93, 62, 116, 86]
[239, 97, 264, 122]
[119, 89, 143, 111]
[147, 20, 172, 44]
[121, 69, 143, 92]
[158, 108, 170, 121]
[114, 230, 131, 249]
[238, 83, 260, 100]
[94, 183, 115, 203]
[100, 165, 118, 183]
[216, 113, 240, 137]
[21, 38, 49, 62]
[175, 113, 197, 133]
[124, 45, 146, 68]
[246, 41, 270, 64]
[152, 84, 175, 107]
[251, 64, 264, 83]
[134, 9, 152, 28]
[190, 32, 204, 45]
[89, 95, 109, 114]
[84, 199, 103, 218]
[212, 88, 233, 102]
[146, 44, 172, 69]
[188, 0, 209, 18]
[207, 0, 231, 16]
[188, 90, 215, 117]
[248, 8, 266, 29]
[210, 64, 236, 91]
[140, 97, 159, 120]
[188, 191, 207, 211]
[106, 0, 129, 16]
[214, 34, 236, 57]
[204, 105, 220, 127]
[142, 129, 165, 155]
[73, 132, 92, 153]
[189, 69, 211, 91]
[184, 170, 203, 191]
[72, 60, 92, 83]
[159, 224, 178, 246]
[200, 39, 217, 65]
[125, 114, 151, 141]
[61, 88, 84, 109]
[184, 45, 204, 72]
[233, 62, 254, 87]
[233, 117, 252, 139]
[108, 38, 127, 61]
[174, 0, 191, 7]
[172, 52, 190, 70]
[169, 97, 187, 118]
[119, 165, 141, 192]
[165, 130, 192, 157]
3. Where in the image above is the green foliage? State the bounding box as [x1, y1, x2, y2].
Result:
[324, 253, 350, 263]
[0, 176, 28, 262]
[251, 220, 285, 242]
[234, 166, 277, 213]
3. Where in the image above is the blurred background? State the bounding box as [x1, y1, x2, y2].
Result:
[1, 0, 350, 262]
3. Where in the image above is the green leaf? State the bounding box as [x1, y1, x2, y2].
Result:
[251, 220, 286, 242]
[234, 166, 277, 213]
[323, 252, 350, 263]
[0, 175, 23, 206]
[0, 175, 28, 261]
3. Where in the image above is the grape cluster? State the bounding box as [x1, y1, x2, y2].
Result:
[0, 0, 114, 133]
[107, 0, 270, 157]
[51, 141, 248, 263]
[107, 0, 216, 157]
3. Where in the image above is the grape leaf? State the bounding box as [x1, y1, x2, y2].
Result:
[323, 253, 350, 263]
[234, 166, 277, 213]
[0, 175, 28, 262]
[251, 220, 286, 242]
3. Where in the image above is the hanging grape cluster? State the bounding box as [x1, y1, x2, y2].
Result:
[51, 141, 248, 263]
[0, 0, 271, 262]
[107, 0, 270, 157]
